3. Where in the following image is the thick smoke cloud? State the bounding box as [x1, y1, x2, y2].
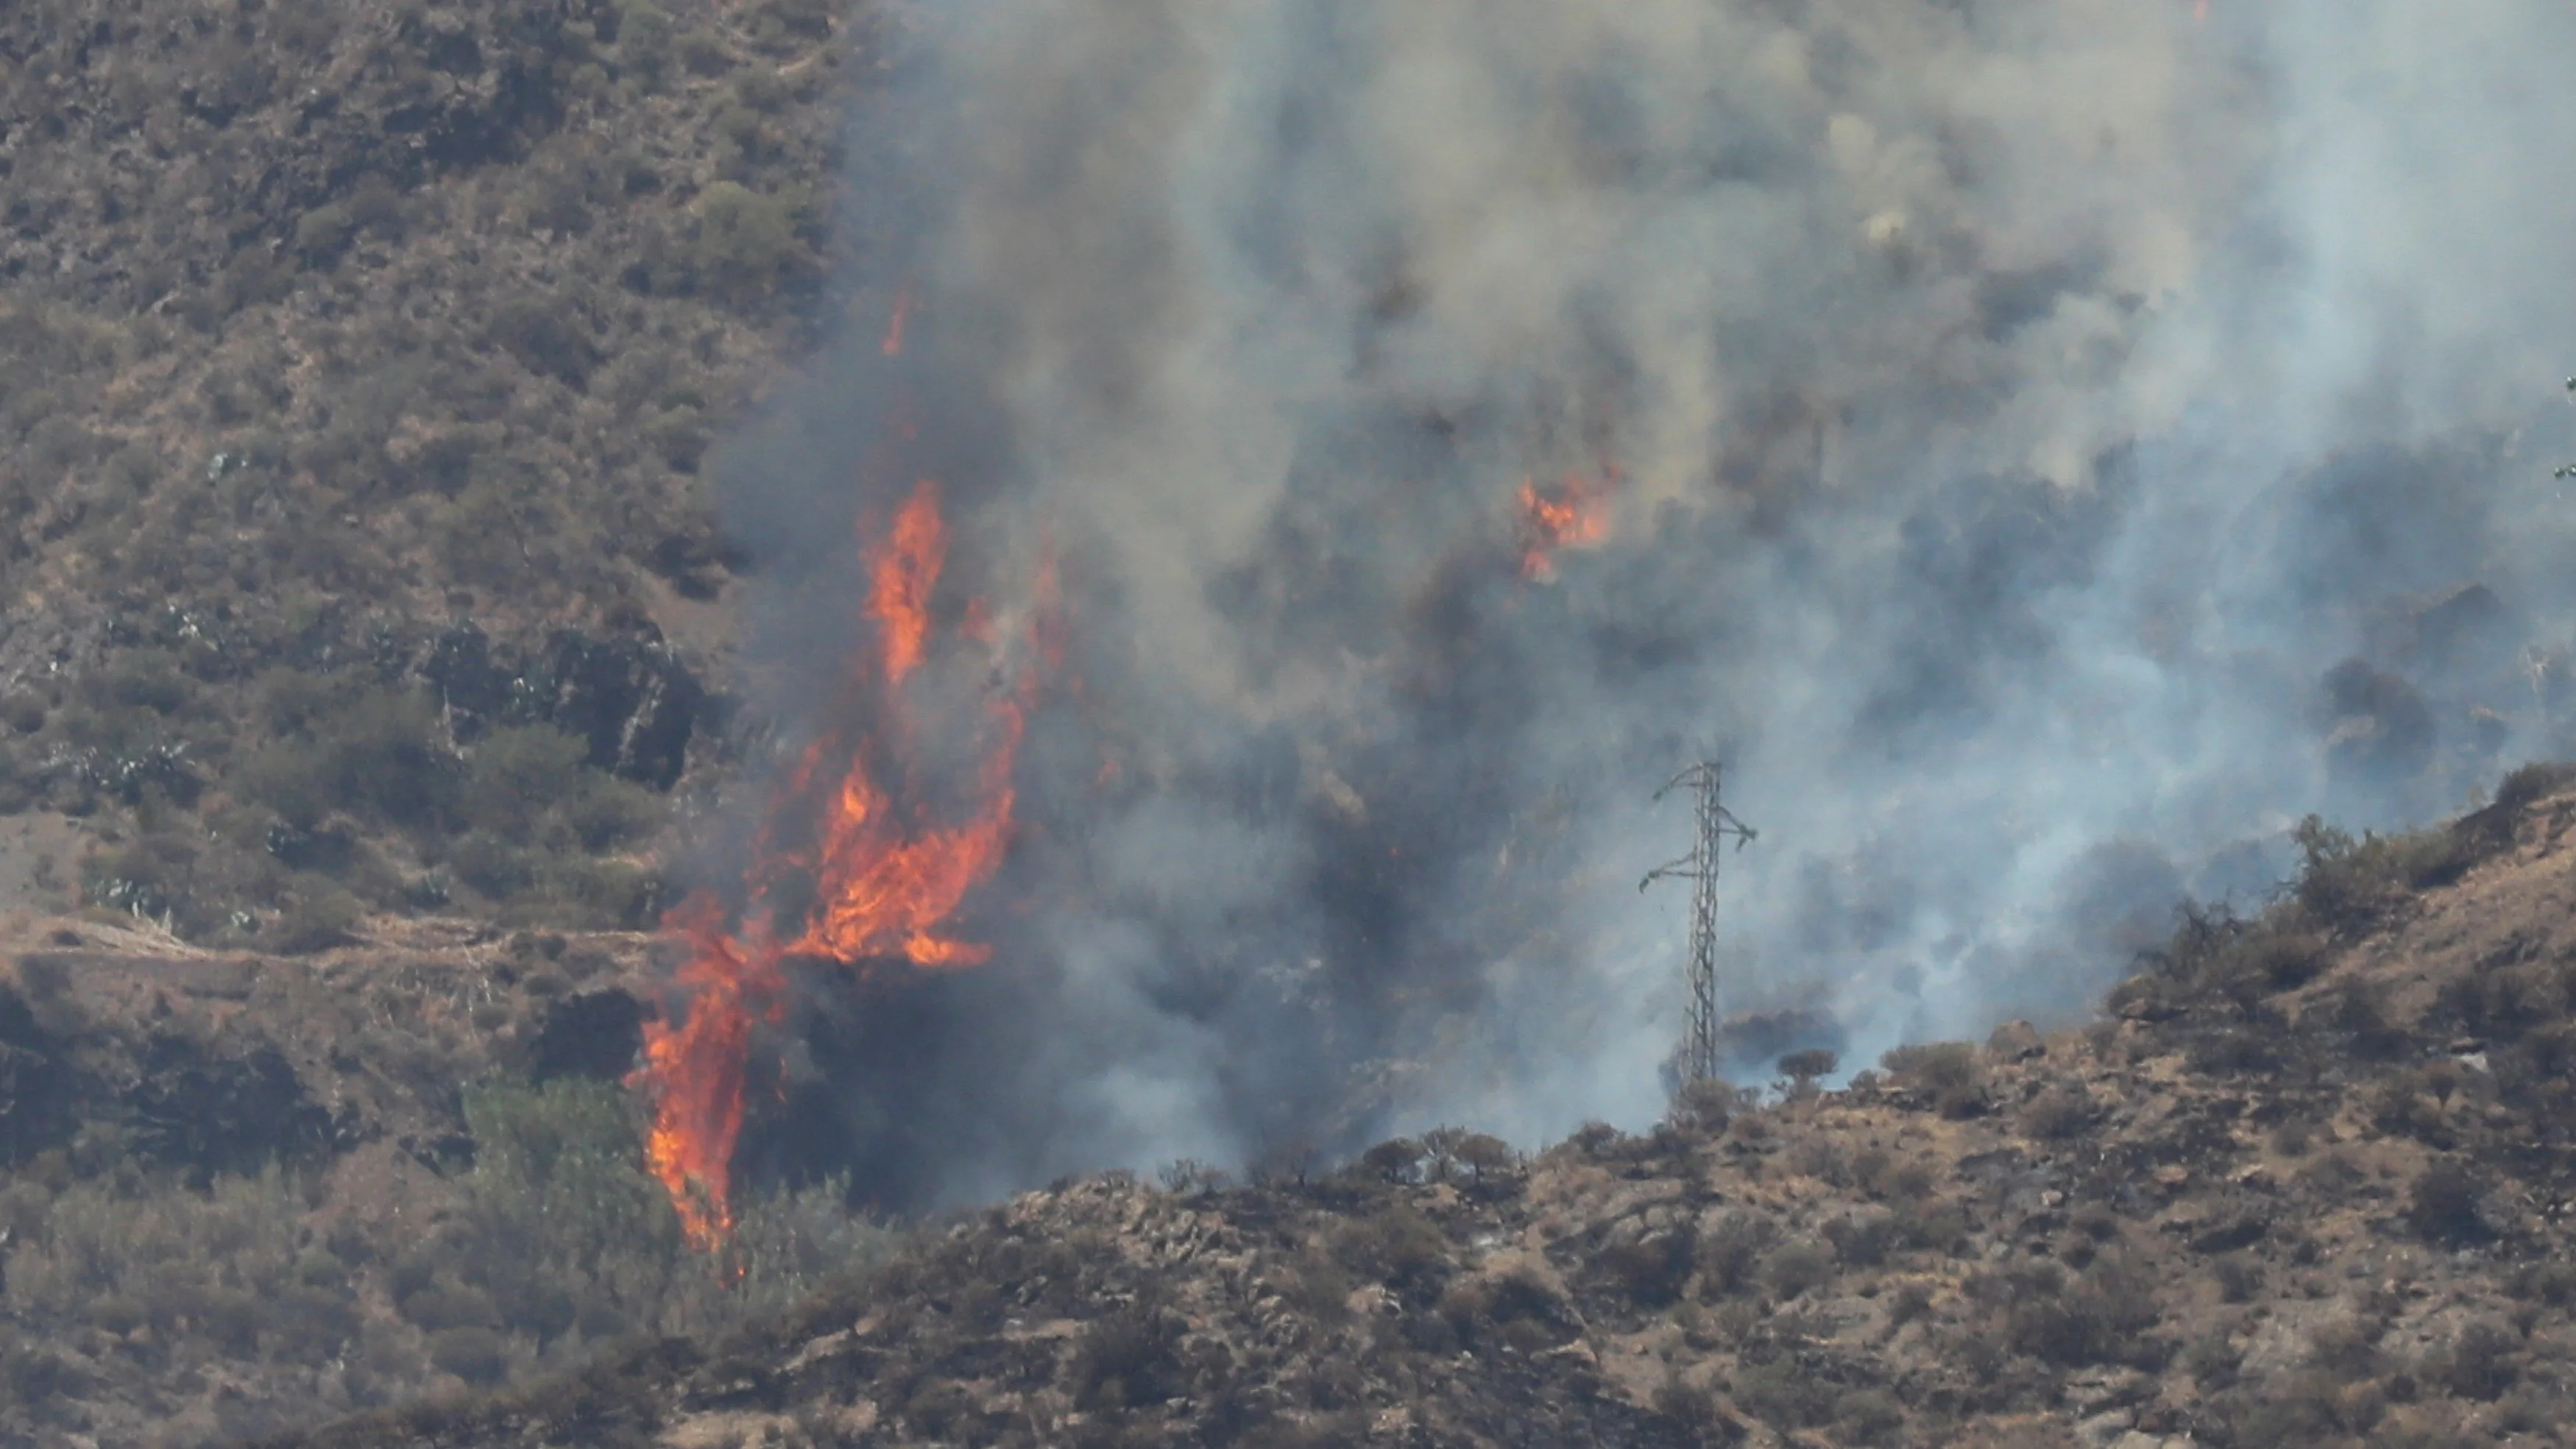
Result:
[705, 0, 2576, 1206]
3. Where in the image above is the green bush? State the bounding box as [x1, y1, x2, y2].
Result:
[1, 1163, 353, 1362]
[447, 1079, 894, 1343]
[689, 182, 816, 300]
[461, 726, 595, 842]
[237, 681, 456, 832]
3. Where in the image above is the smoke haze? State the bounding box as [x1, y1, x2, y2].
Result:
[703, 0, 2576, 1206]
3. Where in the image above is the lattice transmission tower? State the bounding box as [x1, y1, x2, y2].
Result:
[1641, 762, 1757, 1085]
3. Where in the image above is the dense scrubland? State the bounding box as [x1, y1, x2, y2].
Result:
[10, 4, 2576, 1448]
[0, 0, 862, 946]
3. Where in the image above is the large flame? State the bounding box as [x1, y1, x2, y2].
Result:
[1515, 470, 1615, 580]
[868, 481, 946, 687]
[634, 481, 1040, 1247]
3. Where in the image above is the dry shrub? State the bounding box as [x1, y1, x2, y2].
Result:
[1696, 1212, 1774, 1297]
[1330, 1202, 1449, 1292]
[1763, 1239, 1836, 1300]
[1666, 1077, 1736, 1136]
[2003, 1255, 2162, 1368]
[2291, 815, 2474, 935]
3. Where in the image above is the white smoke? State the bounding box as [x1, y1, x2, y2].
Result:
[710, 0, 2576, 1199]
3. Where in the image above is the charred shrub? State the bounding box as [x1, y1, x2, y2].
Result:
[1439, 1271, 1574, 1353]
[2404, 1160, 2496, 1247]
[2214, 1253, 2263, 1305]
[1652, 1375, 1744, 1444]
[1356, 1136, 1425, 1185]
[1600, 1227, 1696, 1308]
[1855, 1151, 1936, 1203]
[2004, 1256, 2162, 1367]
[1072, 1302, 1184, 1411]
[1898, 1198, 1972, 1255]
[2122, 899, 2330, 1013]
[2187, 1016, 2287, 1076]
[1763, 1239, 1836, 1300]
[2430, 1320, 2522, 1401]
[1728, 1351, 1839, 1431]
[428, 1325, 512, 1385]
[2324, 981, 2413, 1060]
[1777, 1048, 1839, 1092]
[2019, 1082, 2097, 1140]
[2292, 815, 2472, 934]
[1824, 1212, 1900, 1269]
[2432, 961, 2569, 1044]
[1272, 1250, 1354, 1326]
[2513, 1258, 2576, 1308]
[1666, 1077, 1736, 1136]
[1879, 1041, 1985, 1117]
[1834, 1389, 1906, 1447]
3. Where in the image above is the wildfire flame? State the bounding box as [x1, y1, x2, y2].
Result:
[868, 481, 946, 687]
[1516, 470, 1614, 580]
[633, 481, 1042, 1247]
[882, 288, 912, 358]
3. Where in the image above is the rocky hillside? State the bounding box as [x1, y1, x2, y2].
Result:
[0, 903, 896, 1448]
[0, 0, 871, 948]
[220, 765, 2576, 1449]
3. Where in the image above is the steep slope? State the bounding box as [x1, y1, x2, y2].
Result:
[0, 0, 869, 943]
[0, 904, 911, 1449]
[256, 769, 2576, 1449]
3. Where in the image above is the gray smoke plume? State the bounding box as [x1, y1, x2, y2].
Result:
[704, 0, 2576, 1206]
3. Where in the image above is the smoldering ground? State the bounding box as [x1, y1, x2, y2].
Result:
[697, 0, 2576, 1208]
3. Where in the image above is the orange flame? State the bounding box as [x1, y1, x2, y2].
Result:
[1516, 471, 1613, 580]
[868, 481, 948, 687]
[637, 896, 782, 1247]
[882, 288, 912, 358]
[632, 483, 1045, 1249]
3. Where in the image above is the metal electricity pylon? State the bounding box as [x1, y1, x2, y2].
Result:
[1640, 762, 1756, 1085]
